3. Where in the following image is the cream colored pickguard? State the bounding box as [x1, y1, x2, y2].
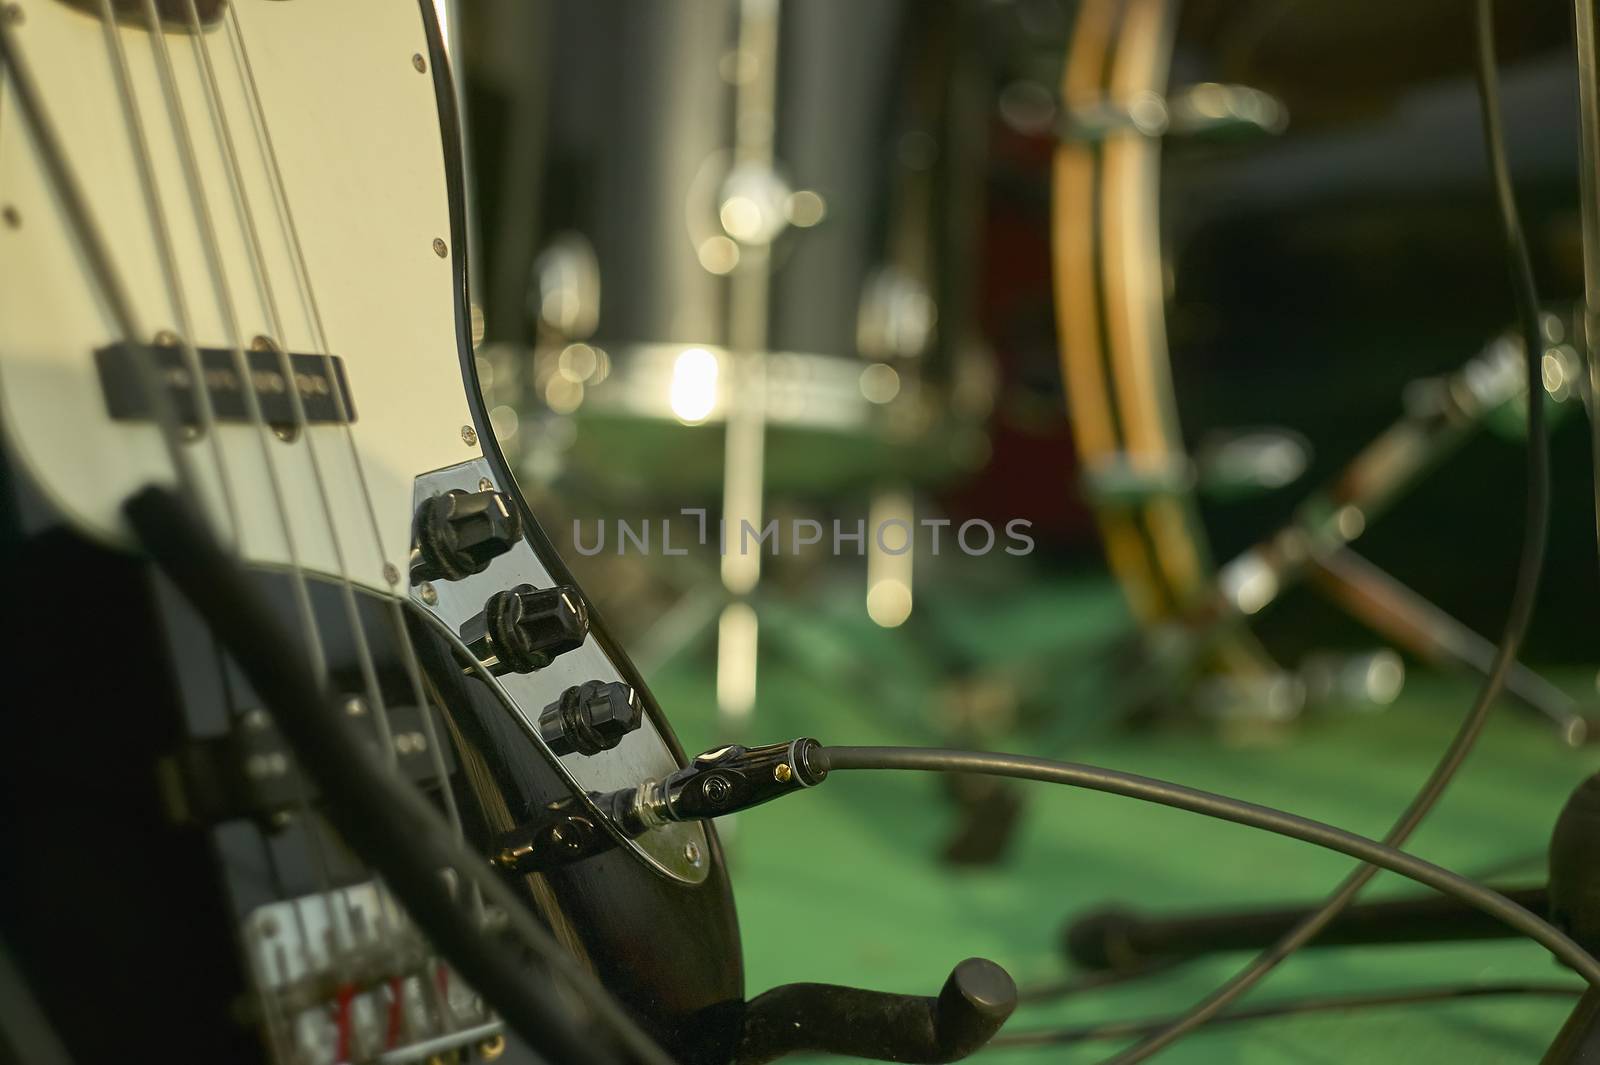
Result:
[0, 0, 474, 593]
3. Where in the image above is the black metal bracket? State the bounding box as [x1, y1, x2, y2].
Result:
[732, 958, 1017, 1064]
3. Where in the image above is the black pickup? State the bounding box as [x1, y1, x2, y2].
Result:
[164, 703, 447, 828]
[95, 342, 356, 430]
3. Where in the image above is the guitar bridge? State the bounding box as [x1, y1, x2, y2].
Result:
[245, 883, 505, 1064]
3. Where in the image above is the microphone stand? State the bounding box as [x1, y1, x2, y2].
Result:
[1057, 774, 1600, 1062]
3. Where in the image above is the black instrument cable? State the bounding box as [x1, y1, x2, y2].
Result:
[992, 982, 1585, 1049]
[1042, 2, 1556, 1059]
[817, 748, 1599, 985]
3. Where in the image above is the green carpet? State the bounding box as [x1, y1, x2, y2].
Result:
[647, 577, 1598, 1064]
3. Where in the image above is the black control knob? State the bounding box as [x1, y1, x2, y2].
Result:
[462, 583, 588, 675]
[412, 489, 522, 583]
[539, 680, 643, 756]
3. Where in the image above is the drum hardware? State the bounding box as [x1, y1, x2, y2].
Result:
[1053, 0, 1593, 733]
[1142, 314, 1593, 740]
[1057, 769, 1600, 1064]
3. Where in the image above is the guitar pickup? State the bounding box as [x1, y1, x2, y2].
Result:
[162, 704, 449, 828]
[95, 342, 356, 430]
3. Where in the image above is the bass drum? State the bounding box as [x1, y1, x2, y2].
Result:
[463, 0, 995, 498]
[1053, 0, 1594, 727]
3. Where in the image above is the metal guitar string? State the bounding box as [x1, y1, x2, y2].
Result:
[93, 1, 332, 1042]
[212, 0, 487, 1004]
[128, 0, 368, 1004]
[993, 982, 1585, 1049]
[212, 0, 469, 859]
[182, 0, 470, 1025]
[819, 748, 1600, 984]
[1089, 2, 1555, 1059]
[92, 2, 241, 547]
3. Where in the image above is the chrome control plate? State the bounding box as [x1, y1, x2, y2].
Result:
[409, 458, 708, 884]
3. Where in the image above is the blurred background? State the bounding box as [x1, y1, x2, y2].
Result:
[447, 1, 1600, 1058]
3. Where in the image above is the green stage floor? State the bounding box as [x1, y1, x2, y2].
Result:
[646, 577, 1599, 1064]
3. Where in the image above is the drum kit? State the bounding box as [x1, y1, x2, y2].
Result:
[460, 0, 1597, 744]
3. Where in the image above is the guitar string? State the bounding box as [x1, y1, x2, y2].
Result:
[218, 0, 472, 848]
[195, 0, 467, 850]
[209, 0, 484, 1031]
[186, 1, 459, 1037]
[131, 0, 361, 1001]
[220, 3, 483, 928]
[91, 5, 320, 1047]
[93, 0, 241, 547]
[215, 20, 491, 1037]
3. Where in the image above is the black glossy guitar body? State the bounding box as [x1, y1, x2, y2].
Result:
[0, 1, 743, 1061]
[0, 518, 743, 1064]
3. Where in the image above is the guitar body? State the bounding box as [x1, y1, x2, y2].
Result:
[0, 1, 741, 1062]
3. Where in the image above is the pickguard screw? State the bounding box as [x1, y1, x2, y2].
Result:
[478, 477, 493, 492]
[684, 841, 703, 867]
[3, 6, 22, 26]
[382, 562, 400, 585]
[419, 581, 438, 606]
[460, 424, 478, 447]
[412, 52, 426, 73]
[433, 237, 448, 258]
[1, 205, 19, 229]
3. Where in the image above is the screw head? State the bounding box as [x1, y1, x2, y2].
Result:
[3, 5, 23, 27]
[684, 841, 703, 867]
[461, 424, 478, 447]
[382, 562, 400, 585]
[774, 762, 792, 783]
[433, 237, 448, 258]
[478, 477, 494, 492]
[412, 52, 427, 73]
[1, 205, 19, 229]
[420, 581, 439, 606]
